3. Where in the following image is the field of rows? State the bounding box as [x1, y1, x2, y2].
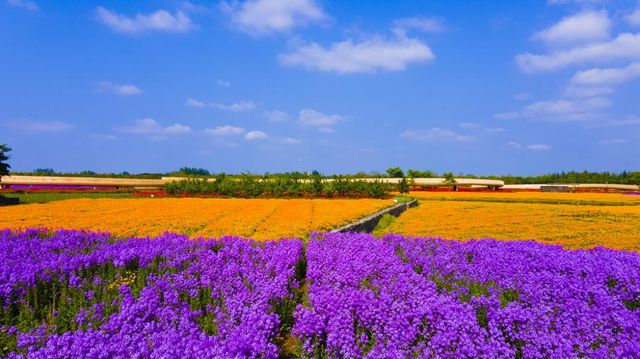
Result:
[0, 198, 390, 240]
[378, 193, 640, 251]
[2, 229, 638, 357]
[410, 191, 640, 205]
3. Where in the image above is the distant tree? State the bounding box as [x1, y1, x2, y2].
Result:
[443, 171, 456, 184]
[397, 177, 409, 194]
[0, 144, 11, 178]
[179, 167, 210, 176]
[34, 168, 54, 175]
[407, 169, 436, 178]
[386, 167, 404, 178]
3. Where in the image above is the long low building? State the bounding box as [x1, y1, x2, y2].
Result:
[0, 175, 504, 189]
[503, 183, 640, 191]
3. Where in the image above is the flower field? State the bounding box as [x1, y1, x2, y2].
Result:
[2, 229, 639, 358]
[376, 199, 640, 251]
[0, 198, 390, 240]
[409, 191, 640, 205]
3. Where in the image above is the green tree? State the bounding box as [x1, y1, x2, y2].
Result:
[0, 144, 11, 178]
[386, 167, 404, 178]
[443, 171, 456, 184]
[397, 177, 409, 194]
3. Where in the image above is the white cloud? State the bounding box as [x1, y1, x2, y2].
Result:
[210, 101, 256, 112]
[564, 86, 613, 97]
[216, 79, 231, 87]
[626, 9, 640, 26]
[281, 137, 302, 145]
[523, 97, 610, 121]
[89, 133, 118, 141]
[202, 125, 246, 136]
[392, 17, 445, 36]
[514, 92, 530, 101]
[4, 120, 73, 132]
[116, 118, 191, 138]
[458, 122, 504, 134]
[98, 81, 143, 95]
[599, 138, 628, 145]
[516, 33, 640, 72]
[95, 6, 195, 34]
[164, 124, 192, 134]
[548, 0, 605, 4]
[532, 11, 610, 45]
[493, 112, 520, 120]
[508, 141, 551, 151]
[401, 128, 473, 142]
[185, 98, 205, 108]
[244, 130, 268, 140]
[571, 62, 640, 86]
[279, 35, 434, 74]
[7, 0, 38, 11]
[185, 98, 255, 112]
[264, 110, 290, 122]
[222, 0, 327, 35]
[298, 109, 345, 132]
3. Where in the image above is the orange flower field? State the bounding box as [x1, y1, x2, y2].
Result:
[376, 199, 640, 251]
[0, 198, 391, 240]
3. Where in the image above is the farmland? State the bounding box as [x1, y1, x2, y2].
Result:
[0, 198, 391, 240]
[376, 193, 640, 251]
[2, 229, 639, 358]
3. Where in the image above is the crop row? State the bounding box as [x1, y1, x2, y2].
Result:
[1, 229, 639, 358]
[164, 176, 394, 198]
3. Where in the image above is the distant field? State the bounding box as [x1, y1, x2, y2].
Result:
[0, 198, 391, 240]
[377, 196, 640, 251]
[409, 191, 640, 205]
[2, 192, 132, 203]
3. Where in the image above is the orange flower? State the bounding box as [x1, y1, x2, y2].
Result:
[0, 198, 391, 240]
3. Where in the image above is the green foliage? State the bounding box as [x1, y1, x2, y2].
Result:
[407, 169, 436, 178]
[397, 177, 409, 194]
[443, 172, 456, 184]
[164, 175, 392, 199]
[178, 167, 210, 176]
[373, 214, 396, 232]
[385, 167, 404, 178]
[0, 144, 11, 178]
[34, 168, 54, 175]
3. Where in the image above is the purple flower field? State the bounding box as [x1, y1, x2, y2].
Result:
[1, 229, 639, 358]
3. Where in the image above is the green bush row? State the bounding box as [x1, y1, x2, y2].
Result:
[164, 174, 393, 199]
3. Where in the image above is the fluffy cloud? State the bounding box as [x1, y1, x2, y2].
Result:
[244, 130, 268, 140]
[563, 86, 613, 98]
[516, 33, 640, 72]
[222, 0, 327, 35]
[279, 36, 434, 74]
[392, 17, 445, 36]
[216, 80, 231, 87]
[298, 109, 345, 132]
[508, 141, 551, 151]
[532, 11, 610, 45]
[523, 97, 610, 121]
[626, 8, 640, 26]
[98, 81, 143, 95]
[263, 110, 290, 122]
[95, 7, 195, 34]
[185, 98, 256, 112]
[4, 120, 73, 132]
[203, 125, 246, 136]
[7, 0, 38, 11]
[116, 118, 191, 139]
[281, 137, 302, 145]
[401, 128, 473, 142]
[571, 62, 640, 86]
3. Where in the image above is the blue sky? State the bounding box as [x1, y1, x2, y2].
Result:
[1, 0, 639, 175]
